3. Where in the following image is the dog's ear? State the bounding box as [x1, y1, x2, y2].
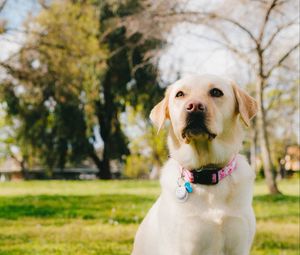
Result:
[232, 83, 258, 127]
[150, 88, 170, 132]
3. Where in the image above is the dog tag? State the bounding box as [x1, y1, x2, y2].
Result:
[175, 186, 188, 202]
[184, 182, 193, 193]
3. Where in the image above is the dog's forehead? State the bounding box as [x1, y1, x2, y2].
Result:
[171, 74, 230, 92]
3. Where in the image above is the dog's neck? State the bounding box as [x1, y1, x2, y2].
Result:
[168, 120, 244, 170]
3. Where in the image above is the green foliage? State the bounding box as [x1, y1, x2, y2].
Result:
[1, 0, 107, 170]
[0, 106, 22, 166]
[123, 107, 168, 178]
[124, 153, 150, 178]
[98, 0, 164, 115]
[0, 179, 298, 254]
[145, 126, 168, 166]
[1, 0, 164, 177]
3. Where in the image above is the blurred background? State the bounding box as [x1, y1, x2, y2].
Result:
[0, 0, 299, 254]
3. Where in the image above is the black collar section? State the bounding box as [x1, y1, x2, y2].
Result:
[191, 168, 220, 185]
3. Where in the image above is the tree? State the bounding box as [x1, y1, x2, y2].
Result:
[140, 0, 299, 194]
[1, 1, 106, 173]
[0, 0, 164, 178]
[84, 0, 164, 178]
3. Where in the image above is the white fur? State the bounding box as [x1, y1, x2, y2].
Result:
[132, 74, 256, 255]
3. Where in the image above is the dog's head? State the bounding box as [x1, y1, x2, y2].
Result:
[150, 74, 257, 166]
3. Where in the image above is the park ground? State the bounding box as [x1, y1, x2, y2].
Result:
[0, 178, 299, 255]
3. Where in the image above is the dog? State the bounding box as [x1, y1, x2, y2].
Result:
[132, 74, 258, 255]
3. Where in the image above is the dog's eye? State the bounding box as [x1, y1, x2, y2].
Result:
[210, 88, 224, 97]
[175, 91, 184, 98]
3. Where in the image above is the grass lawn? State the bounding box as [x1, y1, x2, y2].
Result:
[0, 178, 298, 255]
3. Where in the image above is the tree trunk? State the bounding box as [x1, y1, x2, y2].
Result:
[20, 159, 29, 180]
[93, 72, 115, 180]
[99, 142, 112, 179]
[256, 78, 281, 194]
[89, 149, 101, 168]
[249, 121, 257, 171]
[88, 141, 112, 180]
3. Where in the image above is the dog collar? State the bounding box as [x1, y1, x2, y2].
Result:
[175, 156, 237, 201]
[181, 156, 237, 185]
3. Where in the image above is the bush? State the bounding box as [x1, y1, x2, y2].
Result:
[124, 154, 150, 178]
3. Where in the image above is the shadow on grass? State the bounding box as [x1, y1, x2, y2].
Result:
[1, 193, 298, 223]
[0, 194, 155, 223]
[254, 194, 299, 203]
[253, 194, 299, 222]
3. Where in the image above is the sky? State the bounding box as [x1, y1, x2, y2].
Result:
[158, 25, 238, 84]
[0, 0, 41, 61]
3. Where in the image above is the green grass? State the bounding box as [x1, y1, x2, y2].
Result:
[0, 179, 298, 255]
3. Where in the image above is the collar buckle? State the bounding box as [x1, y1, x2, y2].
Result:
[192, 169, 219, 185]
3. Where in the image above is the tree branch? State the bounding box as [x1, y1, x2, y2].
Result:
[266, 42, 300, 77]
[153, 10, 259, 45]
[263, 18, 298, 51]
[186, 29, 256, 71]
[203, 13, 259, 46]
[0, 0, 7, 12]
[258, 0, 278, 44]
[38, 0, 50, 9]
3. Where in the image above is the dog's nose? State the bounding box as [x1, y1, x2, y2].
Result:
[186, 101, 206, 113]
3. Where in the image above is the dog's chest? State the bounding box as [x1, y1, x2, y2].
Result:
[163, 204, 250, 255]
[158, 182, 252, 254]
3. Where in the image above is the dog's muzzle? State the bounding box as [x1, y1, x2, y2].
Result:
[182, 112, 216, 140]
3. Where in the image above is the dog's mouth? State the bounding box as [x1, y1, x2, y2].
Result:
[182, 112, 216, 142]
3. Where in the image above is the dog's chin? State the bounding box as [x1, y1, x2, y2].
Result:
[182, 128, 217, 144]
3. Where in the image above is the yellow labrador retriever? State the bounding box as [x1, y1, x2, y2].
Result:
[132, 74, 257, 255]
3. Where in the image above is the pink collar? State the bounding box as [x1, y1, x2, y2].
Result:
[181, 156, 237, 185]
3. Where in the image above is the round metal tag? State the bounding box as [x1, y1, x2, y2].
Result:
[175, 186, 188, 202]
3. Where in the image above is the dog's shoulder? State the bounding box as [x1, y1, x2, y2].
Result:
[234, 154, 256, 182]
[159, 158, 180, 191]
